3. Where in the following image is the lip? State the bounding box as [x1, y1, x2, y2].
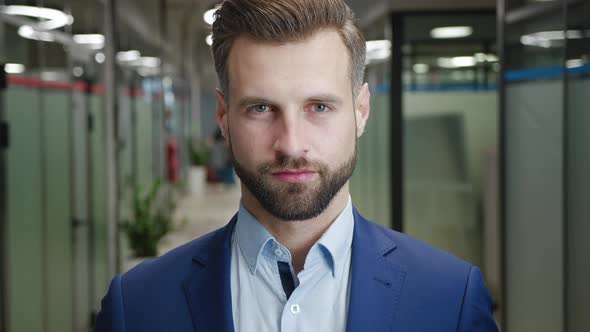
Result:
[271, 169, 317, 183]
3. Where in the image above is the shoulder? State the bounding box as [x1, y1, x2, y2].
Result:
[355, 216, 497, 329]
[121, 220, 233, 288]
[356, 215, 473, 281]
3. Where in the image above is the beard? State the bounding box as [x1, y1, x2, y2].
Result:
[231, 145, 358, 221]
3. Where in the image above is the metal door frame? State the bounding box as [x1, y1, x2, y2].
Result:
[0, 17, 8, 332]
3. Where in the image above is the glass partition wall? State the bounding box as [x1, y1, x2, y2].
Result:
[0, 0, 193, 330]
[395, 12, 501, 325]
[499, 0, 590, 331]
[357, 10, 501, 326]
[0, 0, 108, 330]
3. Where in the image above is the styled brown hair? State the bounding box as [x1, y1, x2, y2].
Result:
[211, 0, 366, 99]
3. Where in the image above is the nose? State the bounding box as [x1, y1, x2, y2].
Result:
[272, 111, 308, 158]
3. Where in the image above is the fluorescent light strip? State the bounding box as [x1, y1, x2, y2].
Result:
[117, 50, 141, 62]
[73, 34, 104, 44]
[139, 57, 161, 68]
[4, 63, 26, 74]
[437, 56, 476, 68]
[413, 63, 429, 74]
[366, 40, 392, 63]
[431, 26, 473, 39]
[566, 59, 584, 69]
[521, 30, 587, 48]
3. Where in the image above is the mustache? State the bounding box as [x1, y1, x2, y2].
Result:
[258, 156, 324, 174]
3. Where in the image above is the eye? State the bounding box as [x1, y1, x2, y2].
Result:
[251, 104, 270, 113]
[312, 104, 329, 112]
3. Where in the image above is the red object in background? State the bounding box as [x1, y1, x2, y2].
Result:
[167, 137, 179, 183]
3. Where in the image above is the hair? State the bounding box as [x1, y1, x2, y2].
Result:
[211, 0, 366, 99]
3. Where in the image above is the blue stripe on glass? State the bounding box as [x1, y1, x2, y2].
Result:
[504, 64, 590, 82]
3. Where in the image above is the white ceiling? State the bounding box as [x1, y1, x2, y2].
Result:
[113, 0, 497, 77]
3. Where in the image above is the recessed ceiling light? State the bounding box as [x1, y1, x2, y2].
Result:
[73, 66, 84, 77]
[95, 52, 106, 63]
[431, 26, 473, 39]
[206, 34, 213, 46]
[203, 5, 221, 25]
[1, 5, 73, 30]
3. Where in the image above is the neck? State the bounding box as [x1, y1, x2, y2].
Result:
[241, 183, 350, 274]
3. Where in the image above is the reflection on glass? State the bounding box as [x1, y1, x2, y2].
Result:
[401, 11, 500, 325]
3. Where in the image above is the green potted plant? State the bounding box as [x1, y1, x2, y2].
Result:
[123, 179, 172, 260]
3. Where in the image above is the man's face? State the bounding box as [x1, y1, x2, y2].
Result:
[217, 30, 370, 221]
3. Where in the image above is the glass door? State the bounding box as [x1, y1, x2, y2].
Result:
[68, 0, 106, 328]
[565, 1, 590, 331]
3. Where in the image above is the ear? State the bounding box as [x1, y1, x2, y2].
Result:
[354, 83, 371, 138]
[215, 88, 230, 148]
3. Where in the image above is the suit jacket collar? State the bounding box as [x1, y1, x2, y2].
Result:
[345, 209, 407, 332]
[182, 209, 406, 332]
[182, 214, 237, 332]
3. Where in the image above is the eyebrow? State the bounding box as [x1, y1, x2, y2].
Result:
[236, 94, 344, 109]
[306, 94, 343, 106]
[236, 97, 275, 109]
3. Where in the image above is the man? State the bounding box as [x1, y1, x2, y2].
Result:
[95, 0, 498, 331]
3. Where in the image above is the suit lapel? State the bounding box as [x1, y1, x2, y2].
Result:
[346, 209, 407, 332]
[182, 215, 237, 332]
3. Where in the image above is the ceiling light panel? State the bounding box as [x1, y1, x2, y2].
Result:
[431, 26, 473, 39]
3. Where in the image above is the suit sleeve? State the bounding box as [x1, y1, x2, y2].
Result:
[94, 274, 127, 332]
[457, 266, 499, 332]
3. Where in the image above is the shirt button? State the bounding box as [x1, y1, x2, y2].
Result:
[274, 248, 283, 257]
[290, 304, 301, 314]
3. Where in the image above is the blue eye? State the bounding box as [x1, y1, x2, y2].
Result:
[313, 104, 328, 112]
[253, 105, 269, 113]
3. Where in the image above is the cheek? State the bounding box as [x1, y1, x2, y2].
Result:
[311, 118, 357, 161]
[228, 120, 273, 162]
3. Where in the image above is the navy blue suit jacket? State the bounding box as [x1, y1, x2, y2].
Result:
[95, 209, 498, 331]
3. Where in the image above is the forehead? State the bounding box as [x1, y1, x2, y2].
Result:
[226, 29, 352, 101]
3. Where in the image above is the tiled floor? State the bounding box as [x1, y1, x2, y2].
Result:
[158, 183, 242, 255]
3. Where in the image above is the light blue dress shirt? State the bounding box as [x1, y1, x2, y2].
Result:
[230, 197, 354, 332]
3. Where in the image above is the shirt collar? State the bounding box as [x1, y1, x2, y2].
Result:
[235, 203, 274, 275]
[234, 196, 354, 277]
[315, 196, 354, 278]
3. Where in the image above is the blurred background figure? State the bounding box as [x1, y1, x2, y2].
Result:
[207, 127, 235, 186]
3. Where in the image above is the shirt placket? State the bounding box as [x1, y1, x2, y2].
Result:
[270, 243, 302, 332]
